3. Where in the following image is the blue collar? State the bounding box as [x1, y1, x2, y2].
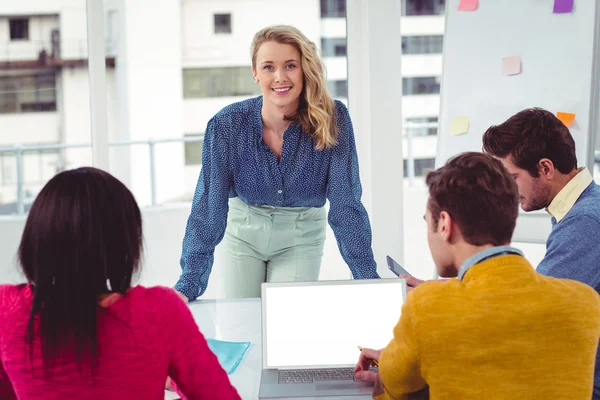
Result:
[457, 245, 523, 280]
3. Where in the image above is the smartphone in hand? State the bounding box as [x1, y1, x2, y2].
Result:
[386, 256, 412, 277]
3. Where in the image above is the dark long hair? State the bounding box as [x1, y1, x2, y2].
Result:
[19, 167, 142, 370]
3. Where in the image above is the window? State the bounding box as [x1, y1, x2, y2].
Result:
[184, 134, 204, 166]
[9, 18, 29, 40]
[402, 35, 444, 54]
[403, 158, 435, 178]
[321, 38, 347, 57]
[321, 0, 346, 18]
[402, 0, 446, 16]
[214, 13, 231, 34]
[327, 80, 348, 98]
[402, 77, 440, 95]
[183, 67, 260, 98]
[406, 117, 438, 136]
[0, 72, 57, 114]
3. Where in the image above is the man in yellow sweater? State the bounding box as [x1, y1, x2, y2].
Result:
[355, 152, 600, 400]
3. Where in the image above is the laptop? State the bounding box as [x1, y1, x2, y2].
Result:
[258, 278, 407, 399]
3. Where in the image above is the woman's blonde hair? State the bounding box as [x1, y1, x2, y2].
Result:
[251, 25, 338, 150]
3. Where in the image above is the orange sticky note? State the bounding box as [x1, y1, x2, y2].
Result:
[556, 112, 575, 127]
[450, 117, 469, 136]
[502, 56, 521, 76]
[458, 0, 479, 11]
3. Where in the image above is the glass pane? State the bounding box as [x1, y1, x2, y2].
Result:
[402, 0, 445, 277]
[107, 1, 348, 209]
[0, 8, 92, 216]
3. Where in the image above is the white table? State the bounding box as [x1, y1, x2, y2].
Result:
[189, 298, 262, 400]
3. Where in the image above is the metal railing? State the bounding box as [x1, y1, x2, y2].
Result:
[404, 121, 438, 187]
[0, 122, 443, 215]
[0, 39, 117, 63]
[0, 136, 203, 215]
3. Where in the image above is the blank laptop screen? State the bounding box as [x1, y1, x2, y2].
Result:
[264, 281, 405, 368]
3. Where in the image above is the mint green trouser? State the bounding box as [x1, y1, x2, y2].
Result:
[219, 197, 326, 298]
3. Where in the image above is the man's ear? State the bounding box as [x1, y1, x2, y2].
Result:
[438, 211, 452, 243]
[538, 158, 555, 180]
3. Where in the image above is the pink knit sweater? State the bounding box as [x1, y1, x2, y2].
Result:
[0, 284, 241, 400]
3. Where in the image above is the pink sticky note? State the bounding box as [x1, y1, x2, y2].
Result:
[458, 0, 479, 11]
[553, 0, 574, 13]
[502, 56, 521, 76]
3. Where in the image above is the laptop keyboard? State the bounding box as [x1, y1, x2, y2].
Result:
[278, 368, 368, 384]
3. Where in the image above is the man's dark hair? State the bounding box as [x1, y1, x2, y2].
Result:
[482, 108, 577, 177]
[426, 152, 519, 246]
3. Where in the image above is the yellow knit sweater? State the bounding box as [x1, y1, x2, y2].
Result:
[376, 255, 600, 400]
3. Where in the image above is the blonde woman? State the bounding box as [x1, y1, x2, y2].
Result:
[175, 25, 379, 301]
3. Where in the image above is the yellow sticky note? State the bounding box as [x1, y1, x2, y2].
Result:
[556, 112, 575, 127]
[503, 56, 521, 76]
[450, 117, 469, 136]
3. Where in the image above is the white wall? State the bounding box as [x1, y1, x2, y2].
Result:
[61, 67, 92, 166]
[0, 217, 26, 284]
[0, 113, 61, 204]
[402, 95, 440, 117]
[320, 17, 346, 38]
[0, 1, 90, 61]
[403, 135, 437, 159]
[0, 113, 58, 144]
[403, 54, 443, 77]
[57, 2, 89, 60]
[183, 96, 248, 134]
[0, 0, 74, 15]
[401, 16, 445, 36]
[181, 0, 320, 68]
[323, 57, 347, 80]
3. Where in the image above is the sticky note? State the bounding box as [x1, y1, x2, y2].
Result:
[502, 56, 521, 76]
[458, 0, 478, 11]
[556, 112, 576, 127]
[553, 0, 574, 13]
[450, 117, 469, 136]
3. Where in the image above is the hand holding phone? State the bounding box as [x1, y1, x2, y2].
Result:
[386, 256, 412, 277]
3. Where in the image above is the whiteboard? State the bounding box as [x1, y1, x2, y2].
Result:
[436, 0, 600, 243]
[437, 0, 600, 170]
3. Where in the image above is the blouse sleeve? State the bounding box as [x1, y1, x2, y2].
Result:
[326, 101, 379, 279]
[175, 116, 233, 300]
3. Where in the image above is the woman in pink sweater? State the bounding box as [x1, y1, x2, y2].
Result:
[0, 167, 240, 400]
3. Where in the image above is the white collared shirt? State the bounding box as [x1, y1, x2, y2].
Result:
[546, 167, 593, 223]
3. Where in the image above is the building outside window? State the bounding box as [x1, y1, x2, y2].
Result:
[0, 72, 57, 114]
[321, 38, 347, 57]
[327, 80, 347, 99]
[183, 67, 260, 98]
[402, 0, 446, 16]
[321, 0, 345, 18]
[403, 158, 435, 177]
[405, 117, 438, 136]
[184, 134, 204, 166]
[402, 35, 443, 54]
[402, 76, 440, 95]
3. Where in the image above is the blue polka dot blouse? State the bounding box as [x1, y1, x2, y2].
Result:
[175, 96, 379, 300]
